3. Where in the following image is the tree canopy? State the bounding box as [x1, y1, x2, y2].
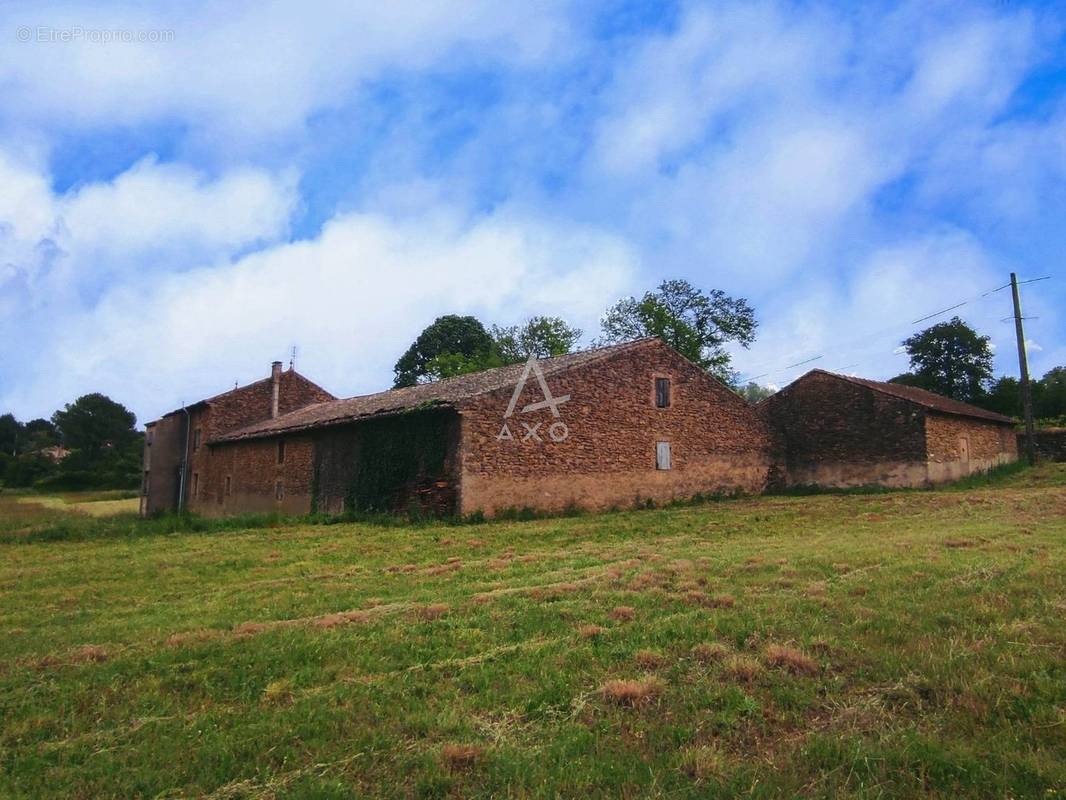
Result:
[599, 279, 756, 383]
[52, 394, 138, 458]
[393, 315, 499, 387]
[493, 317, 582, 362]
[893, 317, 993, 403]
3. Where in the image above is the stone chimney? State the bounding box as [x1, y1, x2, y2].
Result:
[271, 361, 283, 418]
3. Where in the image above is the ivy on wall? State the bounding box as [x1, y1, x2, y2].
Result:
[312, 407, 455, 514]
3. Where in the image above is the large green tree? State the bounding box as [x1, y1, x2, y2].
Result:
[0, 414, 19, 456]
[896, 317, 993, 403]
[52, 394, 138, 459]
[1036, 367, 1066, 420]
[393, 315, 499, 387]
[492, 317, 582, 362]
[599, 279, 756, 382]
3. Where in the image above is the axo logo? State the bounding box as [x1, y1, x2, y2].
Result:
[496, 355, 570, 443]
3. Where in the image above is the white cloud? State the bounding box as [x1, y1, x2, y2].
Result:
[1, 208, 638, 422]
[0, 1, 574, 141]
[0, 151, 295, 304]
[732, 230, 1009, 385]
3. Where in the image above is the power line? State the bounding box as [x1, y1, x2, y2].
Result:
[736, 275, 1053, 385]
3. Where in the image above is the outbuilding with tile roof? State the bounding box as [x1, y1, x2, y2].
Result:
[759, 369, 1018, 488]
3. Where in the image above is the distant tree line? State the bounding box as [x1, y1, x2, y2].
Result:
[0, 394, 143, 490]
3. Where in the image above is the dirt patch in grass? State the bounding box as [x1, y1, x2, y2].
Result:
[440, 743, 484, 770]
[764, 644, 819, 676]
[601, 678, 664, 707]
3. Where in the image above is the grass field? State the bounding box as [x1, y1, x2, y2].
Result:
[1, 466, 1064, 798]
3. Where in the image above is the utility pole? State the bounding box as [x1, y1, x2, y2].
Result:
[1010, 273, 1036, 465]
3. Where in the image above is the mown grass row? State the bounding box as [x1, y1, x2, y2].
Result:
[0, 465, 1063, 797]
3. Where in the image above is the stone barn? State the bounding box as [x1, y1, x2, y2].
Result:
[145, 338, 776, 518]
[760, 369, 1017, 488]
[141, 362, 335, 516]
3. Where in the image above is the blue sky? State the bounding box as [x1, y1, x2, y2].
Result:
[1, 0, 1063, 424]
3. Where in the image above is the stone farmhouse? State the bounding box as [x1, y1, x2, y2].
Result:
[142, 338, 775, 518]
[141, 341, 1019, 518]
[760, 369, 1017, 488]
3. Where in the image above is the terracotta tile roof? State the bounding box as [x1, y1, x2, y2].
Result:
[804, 369, 1016, 424]
[213, 338, 658, 443]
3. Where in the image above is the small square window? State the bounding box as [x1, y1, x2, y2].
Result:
[655, 377, 671, 408]
[277, 439, 286, 464]
[275, 480, 284, 501]
[656, 441, 672, 470]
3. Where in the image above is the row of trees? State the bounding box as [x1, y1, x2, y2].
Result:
[393, 279, 757, 387]
[891, 316, 1065, 422]
[391, 291, 1063, 425]
[0, 394, 143, 490]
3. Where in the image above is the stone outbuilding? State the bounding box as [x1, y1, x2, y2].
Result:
[143, 338, 776, 518]
[760, 369, 1018, 488]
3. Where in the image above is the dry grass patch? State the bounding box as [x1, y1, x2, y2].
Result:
[601, 678, 664, 707]
[764, 644, 819, 676]
[261, 678, 294, 705]
[691, 642, 729, 663]
[426, 561, 462, 576]
[806, 581, 827, 598]
[419, 604, 450, 621]
[680, 744, 727, 780]
[723, 655, 763, 684]
[686, 591, 736, 609]
[233, 622, 270, 637]
[609, 606, 635, 622]
[943, 538, 977, 549]
[577, 624, 606, 639]
[633, 649, 668, 669]
[440, 743, 484, 770]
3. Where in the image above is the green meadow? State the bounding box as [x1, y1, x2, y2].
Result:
[1, 466, 1064, 798]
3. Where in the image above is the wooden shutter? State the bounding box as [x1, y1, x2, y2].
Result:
[656, 441, 671, 470]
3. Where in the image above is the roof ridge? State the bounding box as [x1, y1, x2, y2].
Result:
[214, 337, 661, 442]
[808, 369, 1014, 424]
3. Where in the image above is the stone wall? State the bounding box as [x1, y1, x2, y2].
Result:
[456, 340, 774, 515]
[141, 415, 185, 514]
[143, 367, 334, 515]
[1019, 429, 1066, 462]
[197, 435, 316, 516]
[924, 411, 1017, 483]
[761, 372, 927, 488]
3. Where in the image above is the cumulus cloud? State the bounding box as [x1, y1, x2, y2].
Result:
[0, 1, 574, 141]
[1, 207, 638, 421]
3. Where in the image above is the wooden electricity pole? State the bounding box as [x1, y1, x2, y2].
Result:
[1010, 273, 1036, 465]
